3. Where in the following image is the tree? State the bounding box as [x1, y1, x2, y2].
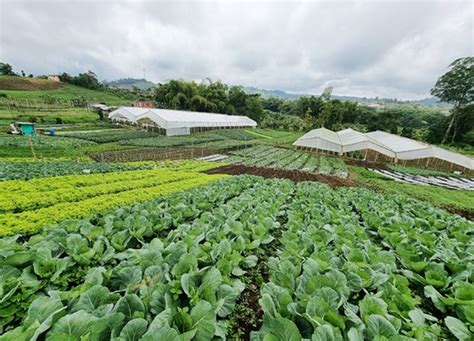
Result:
[244, 95, 264, 122]
[0, 62, 17, 76]
[59, 72, 73, 83]
[431, 57, 474, 144]
[73, 71, 101, 89]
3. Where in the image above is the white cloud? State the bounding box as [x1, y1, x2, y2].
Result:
[0, 0, 472, 99]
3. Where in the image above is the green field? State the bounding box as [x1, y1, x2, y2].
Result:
[352, 166, 474, 217]
[0, 82, 132, 106]
[0, 108, 100, 125]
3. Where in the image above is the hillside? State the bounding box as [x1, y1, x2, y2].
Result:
[0, 76, 64, 90]
[243, 86, 451, 108]
[104, 78, 156, 90]
[0, 76, 132, 105]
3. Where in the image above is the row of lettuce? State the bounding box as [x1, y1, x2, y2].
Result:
[0, 161, 227, 236]
[0, 176, 472, 340]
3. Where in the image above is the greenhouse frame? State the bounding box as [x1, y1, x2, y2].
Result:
[108, 107, 257, 136]
[294, 128, 474, 173]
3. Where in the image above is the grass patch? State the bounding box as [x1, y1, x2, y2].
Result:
[244, 129, 272, 139]
[263, 131, 304, 147]
[387, 164, 467, 177]
[0, 108, 100, 124]
[0, 83, 130, 105]
[251, 128, 294, 138]
[352, 166, 474, 216]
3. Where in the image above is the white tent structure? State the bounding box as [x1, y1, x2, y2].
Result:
[108, 107, 257, 136]
[294, 128, 474, 171]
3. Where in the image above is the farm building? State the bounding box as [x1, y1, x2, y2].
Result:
[294, 128, 474, 173]
[108, 107, 257, 136]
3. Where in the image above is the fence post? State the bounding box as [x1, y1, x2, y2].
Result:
[28, 136, 37, 160]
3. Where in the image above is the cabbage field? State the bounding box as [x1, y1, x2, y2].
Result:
[226, 145, 348, 177]
[1, 174, 472, 340]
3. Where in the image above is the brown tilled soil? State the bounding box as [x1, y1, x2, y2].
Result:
[344, 158, 389, 170]
[0, 77, 64, 90]
[205, 164, 355, 187]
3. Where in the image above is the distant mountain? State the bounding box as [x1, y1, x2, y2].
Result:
[243, 86, 450, 108]
[244, 87, 302, 99]
[104, 78, 156, 90]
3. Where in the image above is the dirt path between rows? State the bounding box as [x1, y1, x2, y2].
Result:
[205, 164, 355, 187]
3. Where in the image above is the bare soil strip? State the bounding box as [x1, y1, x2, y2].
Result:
[205, 164, 355, 187]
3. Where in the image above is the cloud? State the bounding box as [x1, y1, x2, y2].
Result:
[0, 0, 472, 99]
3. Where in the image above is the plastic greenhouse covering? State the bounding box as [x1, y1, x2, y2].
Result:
[294, 128, 474, 170]
[108, 107, 257, 135]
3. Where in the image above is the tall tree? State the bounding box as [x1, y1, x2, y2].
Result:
[0, 62, 17, 76]
[431, 57, 474, 144]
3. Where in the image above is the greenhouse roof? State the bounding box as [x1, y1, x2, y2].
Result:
[109, 107, 257, 129]
[293, 128, 474, 170]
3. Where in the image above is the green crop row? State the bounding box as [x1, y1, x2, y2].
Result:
[0, 135, 96, 148]
[0, 171, 201, 213]
[61, 130, 161, 143]
[0, 161, 147, 180]
[123, 159, 227, 172]
[226, 145, 348, 177]
[0, 171, 227, 236]
[117, 133, 226, 148]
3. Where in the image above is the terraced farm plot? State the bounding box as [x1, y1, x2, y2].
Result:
[1, 175, 472, 340]
[226, 145, 348, 177]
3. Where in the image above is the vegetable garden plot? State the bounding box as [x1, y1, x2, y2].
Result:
[252, 182, 473, 340]
[0, 161, 148, 180]
[0, 135, 96, 148]
[216, 129, 258, 140]
[0, 176, 472, 340]
[117, 133, 226, 148]
[0, 168, 227, 236]
[226, 145, 348, 178]
[61, 130, 161, 143]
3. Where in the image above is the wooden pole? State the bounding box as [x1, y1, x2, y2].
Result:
[28, 135, 37, 160]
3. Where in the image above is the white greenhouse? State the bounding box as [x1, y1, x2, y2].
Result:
[108, 107, 257, 136]
[294, 128, 474, 173]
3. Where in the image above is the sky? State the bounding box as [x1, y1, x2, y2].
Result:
[0, 0, 472, 100]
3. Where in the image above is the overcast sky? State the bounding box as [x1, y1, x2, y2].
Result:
[0, 0, 472, 99]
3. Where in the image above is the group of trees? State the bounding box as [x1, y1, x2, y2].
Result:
[59, 71, 102, 90]
[151, 79, 469, 146]
[154, 79, 264, 121]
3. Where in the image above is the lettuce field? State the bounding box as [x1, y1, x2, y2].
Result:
[0, 173, 472, 340]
